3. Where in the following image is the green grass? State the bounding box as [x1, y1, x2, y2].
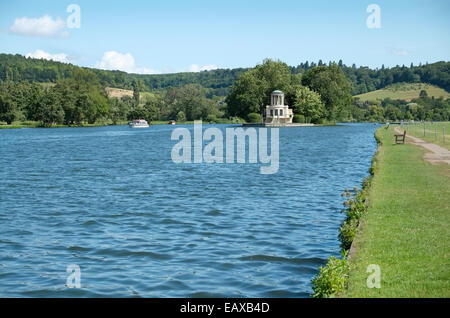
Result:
[343, 127, 450, 297]
[0, 121, 42, 129]
[400, 122, 450, 150]
[355, 83, 450, 102]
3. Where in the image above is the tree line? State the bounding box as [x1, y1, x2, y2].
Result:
[1, 53, 449, 98]
[348, 91, 449, 122]
[0, 55, 449, 126]
[225, 59, 448, 123]
[0, 68, 227, 126]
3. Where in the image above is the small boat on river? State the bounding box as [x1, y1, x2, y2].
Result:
[129, 119, 149, 128]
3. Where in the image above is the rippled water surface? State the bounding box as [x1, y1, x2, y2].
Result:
[0, 123, 378, 297]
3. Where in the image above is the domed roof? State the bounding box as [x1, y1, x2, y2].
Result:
[272, 90, 284, 95]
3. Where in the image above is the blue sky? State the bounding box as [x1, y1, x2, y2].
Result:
[1, 0, 449, 74]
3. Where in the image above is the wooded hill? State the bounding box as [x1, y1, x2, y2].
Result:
[1, 53, 449, 97]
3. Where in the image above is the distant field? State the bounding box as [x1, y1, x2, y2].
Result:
[106, 87, 156, 105]
[105, 87, 134, 99]
[355, 83, 450, 102]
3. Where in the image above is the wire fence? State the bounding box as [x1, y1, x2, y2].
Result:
[398, 121, 449, 149]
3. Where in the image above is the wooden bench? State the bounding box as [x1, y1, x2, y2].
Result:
[395, 130, 406, 144]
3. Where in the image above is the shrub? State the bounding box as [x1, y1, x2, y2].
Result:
[312, 129, 381, 298]
[293, 114, 305, 123]
[247, 113, 261, 123]
[311, 252, 349, 298]
[230, 117, 245, 124]
[206, 114, 217, 123]
[312, 118, 325, 124]
[339, 218, 358, 250]
[176, 111, 186, 122]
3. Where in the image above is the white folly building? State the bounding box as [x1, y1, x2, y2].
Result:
[264, 90, 293, 124]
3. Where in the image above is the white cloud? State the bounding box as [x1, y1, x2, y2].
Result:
[95, 51, 160, 74]
[188, 64, 218, 72]
[95, 51, 218, 74]
[26, 50, 70, 63]
[389, 48, 411, 56]
[9, 15, 68, 38]
[96, 51, 135, 73]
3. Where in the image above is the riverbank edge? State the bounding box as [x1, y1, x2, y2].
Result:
[310, 127, 382, 298]
[0, 120, 340, 130]
[0, 120, 243, 130]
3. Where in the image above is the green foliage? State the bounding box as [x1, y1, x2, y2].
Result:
[52, 69, 110, 124]
[162, 84, 222, 121]
[1, 54, 449, 124]
[311, 252, 349, 298]
[35, 90, 65, 126]
[2, 53, 450, 98]
[109, 97, 132, 124]
[293, 86, 326, 123]
[338, 219, 358, 251]
[176, 110, 186, 122]
[226, 71, 267, 118]
[355, 83, 449, 102]
[226, 59, 297, 118]
[350, 93, 450, 122]
[302, 64, 353, 120]
[0, 53, 247, 97]
[293, 114, 305, 123]
[311, 135, 380, 298]
[206, 114, 218, 123]
[0, 92, 18, 124]
[247, 112, 261, 123]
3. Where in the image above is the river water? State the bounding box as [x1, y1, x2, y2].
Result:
[0, 123, 378, 297]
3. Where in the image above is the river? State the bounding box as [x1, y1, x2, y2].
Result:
[0, 123, 378, 297]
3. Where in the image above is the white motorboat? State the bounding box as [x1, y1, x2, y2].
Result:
[129, 119, 149, 128]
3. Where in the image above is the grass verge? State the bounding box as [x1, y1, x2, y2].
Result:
[342, 127, 450, 297]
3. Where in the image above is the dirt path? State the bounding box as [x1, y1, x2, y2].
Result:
[394, 127, 450, 166]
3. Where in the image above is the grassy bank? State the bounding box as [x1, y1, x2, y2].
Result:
[343, 127, 450, 297]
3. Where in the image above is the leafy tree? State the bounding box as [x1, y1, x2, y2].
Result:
[366, 104, 384, 122]
[132, 80, 140, 106]
[109, 98, 130, 125]
[302, 64, 353, 121]
[143, 99, 160, 122]
[419, 90, 428, 98]
[0, 93, 18, 124]
[247, 112, 262, 123]
[226, 71, 266, 118]
[35, 90, 65, 126]
[226, 59, 297, 118]
[176, 110, 186, 122]
[52, 68, 110, 124]
[293, 114, 305, 123]
[293, 86, 326, 123]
